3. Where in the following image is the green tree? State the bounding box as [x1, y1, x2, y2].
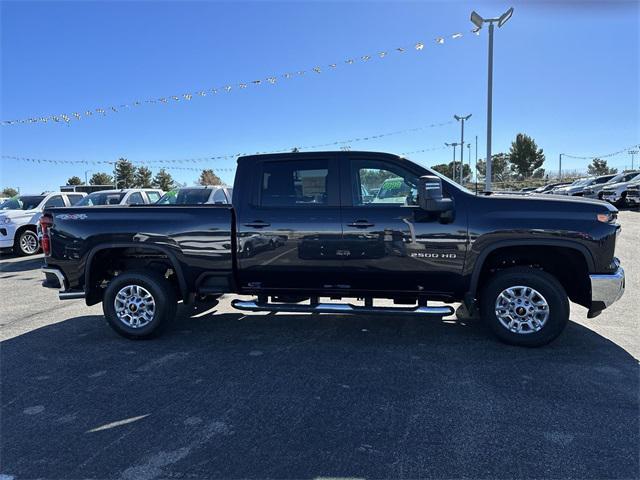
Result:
[2, 187, 19, 197]
[587, 158, 617, 176]
[198, 169, 223, 186]
[134, 166, 154, 188]
[431, 162, 472, 181]
[114, 158, 136, 189]
[66, 176, 84, 185]
[508, 133, 545, 178]
[89, 172, 114, 185]
[153, 169, 175, 191]
[476, 153, 512, 182]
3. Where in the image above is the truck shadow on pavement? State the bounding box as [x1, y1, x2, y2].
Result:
[2, 308, 638, 479]
[0, 255, 43, 273]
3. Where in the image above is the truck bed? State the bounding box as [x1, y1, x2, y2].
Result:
[45, 205, 234, 300]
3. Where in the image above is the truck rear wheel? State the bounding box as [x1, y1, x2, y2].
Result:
[103, 270, 177, 340]
[480, 267, 569, 347]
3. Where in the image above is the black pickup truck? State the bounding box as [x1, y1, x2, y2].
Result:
[40, 151, 625, 346]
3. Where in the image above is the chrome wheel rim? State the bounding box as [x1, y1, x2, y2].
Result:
[114, 285, 156, 328]
[20, 232, 38, 254]
[495, 285, 549, 335]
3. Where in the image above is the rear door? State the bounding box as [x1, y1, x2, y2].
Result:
[235, 156, 343, 291]
[338, 156, 467, 296]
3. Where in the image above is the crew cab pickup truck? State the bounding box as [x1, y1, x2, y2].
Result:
[40, 151, 625, 346]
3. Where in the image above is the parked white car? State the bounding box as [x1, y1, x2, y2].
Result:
[74, 189, 164, 207]
[600, 173, 640, 207]
[0, 192, 86, 255]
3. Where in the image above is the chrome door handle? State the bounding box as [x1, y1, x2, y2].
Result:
[347, 220, 375, 228]
[244, 221, 271, 228]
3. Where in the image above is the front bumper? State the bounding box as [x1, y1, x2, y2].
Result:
[601, 192, 621, 203]
[41, 266, 85, 300]
[588, 265, 625, 318]
[626, 194, 639, 206]
[0, 223, 17, 248]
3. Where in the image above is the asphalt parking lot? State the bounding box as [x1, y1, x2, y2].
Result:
[1, 211, 638, 480]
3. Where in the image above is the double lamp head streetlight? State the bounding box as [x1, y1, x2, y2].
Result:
[469, 7, 513, 192]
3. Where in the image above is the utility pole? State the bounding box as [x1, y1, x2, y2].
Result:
[629, 150, 638, 170]
[454, 114, 472, 183]
[470, 7, 514, 193]
[558, 153, 563, 180]
[445, 142, 460, 181]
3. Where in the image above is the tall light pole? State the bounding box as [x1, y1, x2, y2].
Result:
[470, 7, 514, 193]
[467, 143, 472, 184]
[445, 142, 460, 181]
[629, 150, 638, 170]
[84, 169, 93, 185]
[454, 114, 472, 184]
[475, 135, 479, 194]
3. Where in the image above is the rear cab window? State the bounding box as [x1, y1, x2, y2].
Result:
[260, 159, 331, 207]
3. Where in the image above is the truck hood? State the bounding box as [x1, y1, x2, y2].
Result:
[485, 192, 617, 212]
[602, 181, 637, 192]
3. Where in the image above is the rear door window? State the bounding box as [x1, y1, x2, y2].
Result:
[43, 195, 65, 208]
[66, 194, 85, 205]
[212, 189, 229, 204]
[146, 191, 161, 203]
[260, 160, 330, 206]
[126, 192, 144, 205]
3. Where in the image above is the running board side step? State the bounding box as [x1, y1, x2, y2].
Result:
[231, 299, 454, 317]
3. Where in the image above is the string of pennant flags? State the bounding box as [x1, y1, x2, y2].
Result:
[562, 143, 640, 160]
[1, 118, 452, 167]
[0, 28, 478, 127]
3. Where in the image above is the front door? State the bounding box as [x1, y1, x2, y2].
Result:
[235, 156, 344, 292]
[338, 157, 467, 296]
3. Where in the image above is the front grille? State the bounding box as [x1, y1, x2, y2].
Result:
[627, 188, 639, 198]
[601, 190, 615, 195]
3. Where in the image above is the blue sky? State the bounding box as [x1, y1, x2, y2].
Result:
[1, 0, 638, 193]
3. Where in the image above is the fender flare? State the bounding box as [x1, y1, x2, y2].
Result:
[84, 242, 189, 301]
[467, 239, 595, 300]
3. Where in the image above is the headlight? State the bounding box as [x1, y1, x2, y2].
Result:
[597, 212, 617, 223]
[0, 217, 11, 225]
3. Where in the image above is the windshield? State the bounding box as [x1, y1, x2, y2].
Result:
[571, 178, 592, 187]
[76, 192, 125, 206]
[621, 172, 640, 182]
[0, 195, 45, 210]
[156, 188, 211, 205]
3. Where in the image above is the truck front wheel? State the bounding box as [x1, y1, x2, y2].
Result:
[480, 267, 569, 347]
[103, 270, 177, 340]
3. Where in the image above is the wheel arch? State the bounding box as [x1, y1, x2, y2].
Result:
[84, 242, 188, 305]
[467, 239, 594, 308]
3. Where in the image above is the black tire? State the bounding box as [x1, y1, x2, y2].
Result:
[14, 229, 40, 256]
[103, 270, 177, 340]
[480, 267, 569, 347]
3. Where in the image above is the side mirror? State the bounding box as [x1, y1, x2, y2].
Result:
[418, 175, 454, 213]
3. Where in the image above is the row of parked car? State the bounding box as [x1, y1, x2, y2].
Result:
[521, 170, 640, 207]
[0, 185, 233, 256]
